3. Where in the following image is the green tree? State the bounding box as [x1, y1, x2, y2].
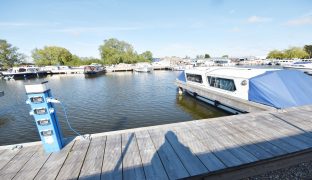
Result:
[304, 45, 312, 58]
[284, 47, 308, 59]
[99, 38, 135, 64]
[32, 46, 73, 66]
[99, 38, 153, 64]
[0, 39, 25, 68]
[267, 50, 285, 59]
[204, 54, 210, 58]
[222, 55, 229, 58]
[140, 51, 153, 62]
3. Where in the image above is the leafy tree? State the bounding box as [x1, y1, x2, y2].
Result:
[267, 50, 285, 59]
[0, 39, 25, 68]
[284, 47, 308, 59]
[140, 51, 153, 62]
[304, 45, 312, 58]
[32, 46, 73, 66]
[99, 38, 152, 64]
[204, 54, 210, 58]
[196, 55, 204, 59]
[222, 55, 229, 58]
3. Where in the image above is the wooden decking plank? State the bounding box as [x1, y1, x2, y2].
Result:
[171, 124, 227, 172]
[79, 136, 106, 180]
[34, 140, 75, 180]
[148, 129, 189, 179]
[165, 129, 208, 176]
[121, 132, 146, 180]
[261, 114, 312, 147]
[271, 112, 312, 132]
[225, 115, 302, 154]
[101, 134, 122, 180]
[218, 117, 288, 157]
[196, 120, 273, 161]
[0, 145, 39, 180]
[56, 139, 90, 180]
[135, 130, 169, 180]
[12, 147, 51, 180]
[247, 115, 311, 150]
[0, 149, 21, 170]
[189, 122, 258, 164]
[184, 123, 243, 167]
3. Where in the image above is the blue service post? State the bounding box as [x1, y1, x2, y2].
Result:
[25, 81, 64, 153]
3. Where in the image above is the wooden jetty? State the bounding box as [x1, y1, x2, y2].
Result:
[0, 105, 312, 179]
[176, 80, 274, 113]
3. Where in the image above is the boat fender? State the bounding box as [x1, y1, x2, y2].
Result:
[193, 92, 198, 97]
[214, 100, 220, 107]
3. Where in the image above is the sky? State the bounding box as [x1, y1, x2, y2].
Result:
[1, 0, 312, 60]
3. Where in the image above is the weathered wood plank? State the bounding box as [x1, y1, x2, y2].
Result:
[0, 146, 39, 180]
[56, 139, 90, 180]
[34, 140, 75, 180]
[220, 115, 301, 154]
[165, 129, 208, 176]
[148, 129, 189, 179]
[79, 136, 106, 180]
[0, 149, 21, 171]
[183, 123, 243, 167]
[12, 147, 51, 180]
[206, 120, 275, 160]
[171, 124, 226, 172]
[101, 134, 122, 180]
[135, 130, 169, 180]
[122, 132, 145, 180]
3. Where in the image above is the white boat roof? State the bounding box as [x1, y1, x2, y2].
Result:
[185, 67, 279, 79]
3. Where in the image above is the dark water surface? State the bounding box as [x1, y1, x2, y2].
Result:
[0, 71, 229, 145]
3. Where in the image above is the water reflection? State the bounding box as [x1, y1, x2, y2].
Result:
[176, 93, 229, 119]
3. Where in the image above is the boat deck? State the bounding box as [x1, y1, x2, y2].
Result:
[0, 105, 312, 179]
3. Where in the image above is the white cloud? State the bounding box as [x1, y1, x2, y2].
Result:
[286, 16, 312, 26]
[247, 16, 272, 23]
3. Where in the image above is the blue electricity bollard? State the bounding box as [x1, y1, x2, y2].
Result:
[25, 81, 64, 153]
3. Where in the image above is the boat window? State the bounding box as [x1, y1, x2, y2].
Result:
[186, 73, 203, 83]
[207, 76, 236, 91]
[18, 68, 26, 72]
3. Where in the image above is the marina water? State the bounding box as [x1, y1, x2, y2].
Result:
[0, 71, 228, 145]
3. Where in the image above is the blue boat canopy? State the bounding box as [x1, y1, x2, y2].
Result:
[248, 70, 312, 109]
[177, 71, 186, 82]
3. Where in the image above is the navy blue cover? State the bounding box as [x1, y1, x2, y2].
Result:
[248, 70, 312, 108]
[177, 71, 186, 82]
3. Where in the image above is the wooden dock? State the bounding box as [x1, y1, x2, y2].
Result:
[176, 80, 274, 113]
[0, 105, 312, 179]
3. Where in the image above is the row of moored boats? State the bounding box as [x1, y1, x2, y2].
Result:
[0, 64, 106, 80]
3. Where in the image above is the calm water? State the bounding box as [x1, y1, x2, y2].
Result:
[0, 71, 229, 145]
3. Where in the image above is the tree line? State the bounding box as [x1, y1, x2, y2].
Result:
[0, 38, 153, 68]
[267, 45, 312, 59]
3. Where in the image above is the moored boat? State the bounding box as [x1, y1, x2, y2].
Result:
[0, 67, 47, 80]
[134, 63, 153, 72]
[283, 62, 312, 75]
[84, 63, 105, 74]
[176, 67, 312, 113]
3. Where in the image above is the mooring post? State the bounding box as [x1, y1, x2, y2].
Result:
[25, 81, 64, 153]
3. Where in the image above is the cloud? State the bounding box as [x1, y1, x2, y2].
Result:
[286, 16, 312, 26]
[247, 16, 272, 23]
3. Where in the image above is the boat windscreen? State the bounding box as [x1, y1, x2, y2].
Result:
[177, 71, 186, 82]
